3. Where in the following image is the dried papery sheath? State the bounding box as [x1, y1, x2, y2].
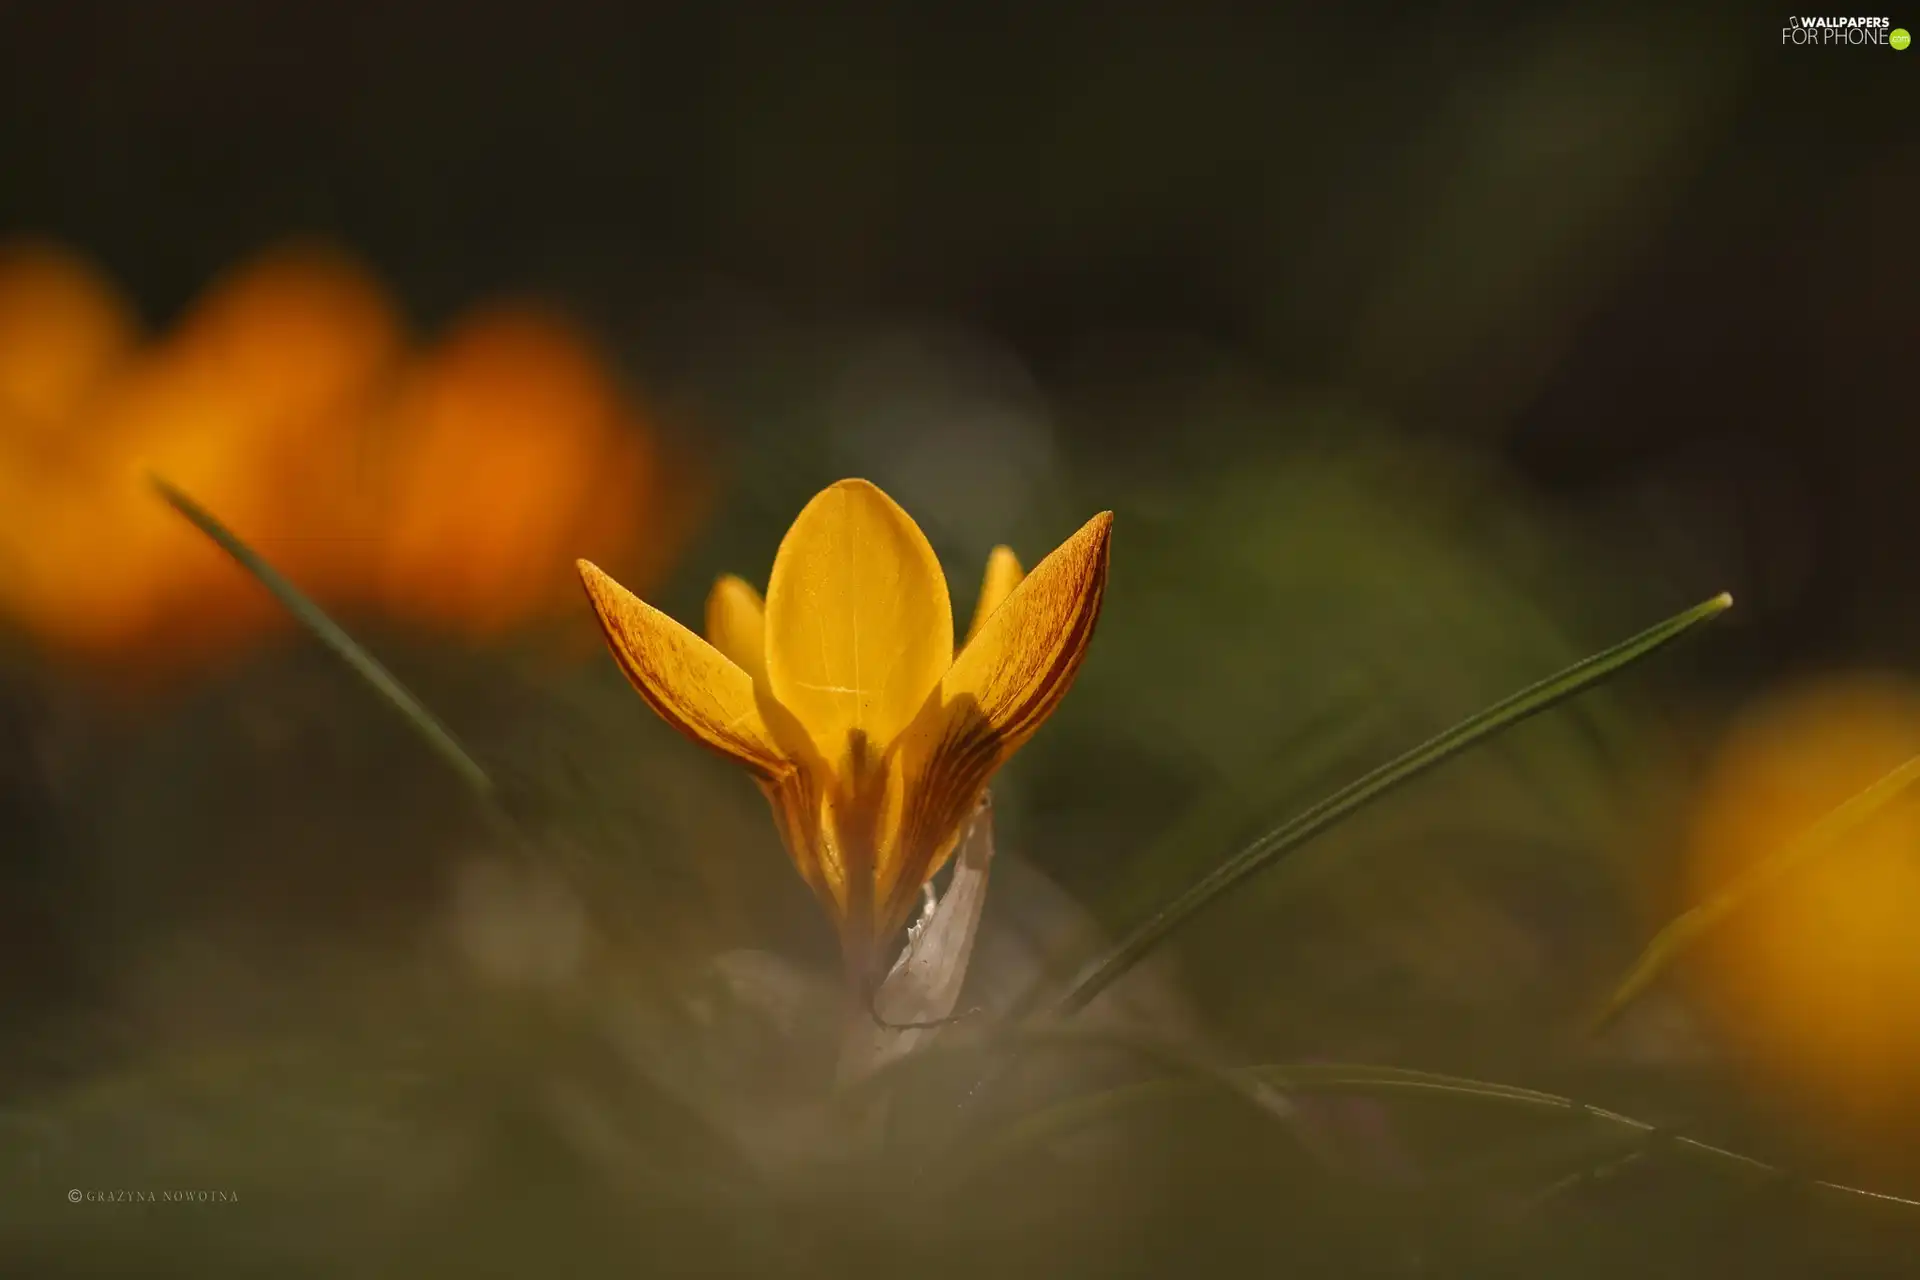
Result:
[838, 792, 997, 1081]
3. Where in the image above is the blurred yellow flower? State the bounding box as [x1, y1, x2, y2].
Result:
[1685, 673, 1920, 1141]
[579, 479, 1109, 993]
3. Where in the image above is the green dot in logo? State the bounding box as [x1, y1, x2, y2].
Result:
[1893, 27, 1912, 50]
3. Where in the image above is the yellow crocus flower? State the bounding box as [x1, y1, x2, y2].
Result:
[577, 479, 1111, 996]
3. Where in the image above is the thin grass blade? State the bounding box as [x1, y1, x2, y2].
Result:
[1048, 592, 1733, 1017]
[948, 1057, 1920, 1214]
[1241, 1064, 1920, 1213]
[151, 474, 495, 803]
[1590, 748, 1920, 1034]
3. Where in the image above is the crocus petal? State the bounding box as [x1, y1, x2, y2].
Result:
[964, 545, 1024, 646]
[757, 767, 845, 919]
[875, 511, 1112, 933]
[763, 478, 953, 765]
[578, 559, 787, 779]
[704, 574, 767, 685]
[945, 512, 1111, 751]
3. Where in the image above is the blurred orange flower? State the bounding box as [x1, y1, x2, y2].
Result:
[0, 242, 147, 655]
[0, 244, 405, 667]
[0, 239, 139, 433]
[1684, 673, 1920, 1141]
[372, 306, 667, 636]
[0, 238, 692, 679]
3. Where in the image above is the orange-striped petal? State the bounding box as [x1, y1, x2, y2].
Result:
[578, 559, 786, 779]
[877, 511, 1112, 936]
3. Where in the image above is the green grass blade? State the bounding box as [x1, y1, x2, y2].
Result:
[1589, 748, 1920, 1034]
[1049, 592, 1733, 1017]
[949, 1058, 1920, 1213]
[152, 475, 496, 803]
[1242, 1064, 1919, 1211]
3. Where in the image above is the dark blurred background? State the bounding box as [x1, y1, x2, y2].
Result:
[0, 1, 1908, 675]
[2, 2, 1913, 664]
[2, 3, 1918, 1275]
